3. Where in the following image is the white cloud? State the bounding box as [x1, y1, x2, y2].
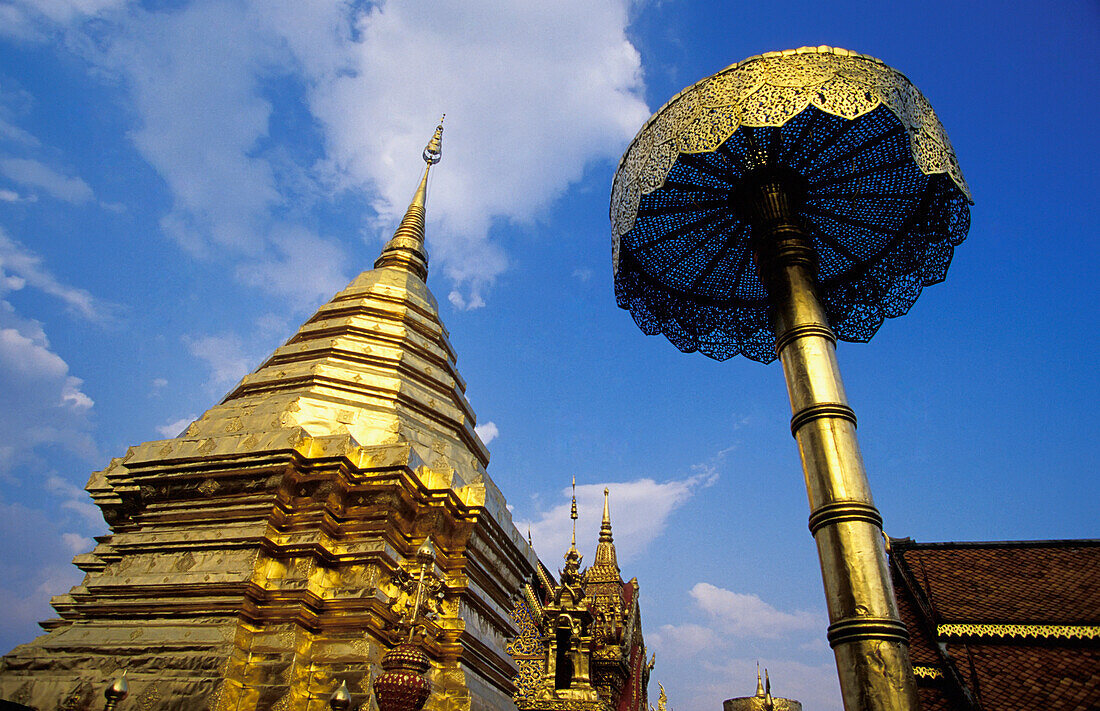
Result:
[690, 582, 819, 638]
[25, 0, 648, 310]
[0, 233, 105, 477]
[61, 497, 102, 527]
[0, 188, 35, 203]
[156, 415, 195, 439]
[152, 377, 168, 388]
[61, 531, 94, 554]
[518, 469, 715, 565]
[648, 622, 721, 658]
[0, 229, 109, 321]
[0, 157, 94, 204]
[474, 420, 499, 445]
[184, 332, 257, 387]
[235, 224, 350, 310]
[307, 0, 649, 306]
[0, 317, 98, 475]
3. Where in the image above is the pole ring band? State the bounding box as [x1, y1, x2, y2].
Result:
[790, 402, 856, 436]
[807, 501, 883, 535]
[827, 617, 910, 648]
[774, 324, 837, 354]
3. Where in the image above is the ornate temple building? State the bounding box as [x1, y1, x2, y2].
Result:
[888, 537, 1100, 710]
[0, 121, 544, 710]
[507, 486, 650, 711]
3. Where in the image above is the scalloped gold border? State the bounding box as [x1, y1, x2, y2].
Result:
[937, 623, 1100, 640]
[611, 45, 971, 244]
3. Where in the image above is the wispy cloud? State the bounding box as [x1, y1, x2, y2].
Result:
[0, 157, 94, 204]
[183, 332, 257, 388]
[16, 0, 648, 311]
[689, 582, 819, 638]
[0, 229, 111, 321]
[156, 415, 195, 439]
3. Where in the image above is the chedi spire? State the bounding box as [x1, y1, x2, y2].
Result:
[374, 116, 444, 280]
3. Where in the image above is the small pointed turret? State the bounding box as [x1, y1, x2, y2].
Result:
[374, 116, 444, 281]
[755, 663, 765, 697]
[599, 487, 613, 544]
[589, 487, 619, 576]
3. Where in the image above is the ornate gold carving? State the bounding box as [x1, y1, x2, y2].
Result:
[136, 685, 161, 711]
[198, 478, 220, 495]
[176, 551, 196, 572]
[611, 45, 971, 241]
[390, 565, 444, 628]
[936, 622, 1100, 640]
[911, 666, 944, 680]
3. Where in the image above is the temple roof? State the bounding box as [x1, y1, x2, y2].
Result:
[889, 538, 1100, 711]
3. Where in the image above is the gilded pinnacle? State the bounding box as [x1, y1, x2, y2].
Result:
[570, 475, 578, 549]
[599, 487, 613, 543]
[374, 116, 445, 281]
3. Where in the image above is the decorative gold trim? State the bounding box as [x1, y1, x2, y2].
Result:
[936, 623, 1100, 641]
[911, 666, 944, 681]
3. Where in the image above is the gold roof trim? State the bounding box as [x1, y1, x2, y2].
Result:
[911, 665, 945, 681]
[610, 45, 971, 240]
[936, 622, 1100, 641]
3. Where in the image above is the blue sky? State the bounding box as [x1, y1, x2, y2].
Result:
[0, 1, 1097, 709]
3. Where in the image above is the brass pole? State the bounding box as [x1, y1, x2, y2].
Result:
[749, 176, 920, 711]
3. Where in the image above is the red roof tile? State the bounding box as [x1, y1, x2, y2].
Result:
[889, 539, 1100, 711]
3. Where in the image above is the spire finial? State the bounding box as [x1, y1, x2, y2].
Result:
[570, 476, 578, 548]
[599, 487, 613, 543]
[755, 662, 764, 697]
[764, 668, 773, 709]
[374, 116, 445, 280]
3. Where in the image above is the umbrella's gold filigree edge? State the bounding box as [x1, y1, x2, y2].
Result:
[610, 46, 972, 252]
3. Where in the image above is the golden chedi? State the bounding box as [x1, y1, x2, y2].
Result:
[0, 119, 537, 711]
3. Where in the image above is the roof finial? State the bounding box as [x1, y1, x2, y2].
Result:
[570, 475, 578, 549]
[599, 487, 613, 543]
[374, 115, 445, 280]
[755, 662, 765, 697]
[764, 668, 773, 709]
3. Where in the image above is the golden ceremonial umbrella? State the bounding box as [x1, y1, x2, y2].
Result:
[610, 46, 972, 711]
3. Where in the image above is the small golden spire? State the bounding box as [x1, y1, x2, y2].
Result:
[599, 487, 613, 543]
[764, 669, 774, 710]
[374, 115, 445, 280]
[755, 663, 765, 697]
[570, 475, 578, 549]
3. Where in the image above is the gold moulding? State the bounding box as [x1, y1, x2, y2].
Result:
[936, 623, 1100, 641]
[610, 45, 972, 243]
[911, 666, 945, 681]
